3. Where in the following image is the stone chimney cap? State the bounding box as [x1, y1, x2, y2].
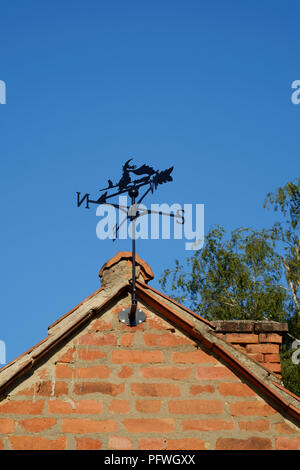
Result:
[99, 251, 154, 287]
[213, 320, 288, 333]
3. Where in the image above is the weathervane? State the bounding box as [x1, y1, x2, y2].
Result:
[77, 159, 184, 326]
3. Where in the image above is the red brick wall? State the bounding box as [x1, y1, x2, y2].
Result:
[0, 303, 299, 450]
[214, 321, 288, 378]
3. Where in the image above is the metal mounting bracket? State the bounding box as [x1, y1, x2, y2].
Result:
[118, 307, 146, 327]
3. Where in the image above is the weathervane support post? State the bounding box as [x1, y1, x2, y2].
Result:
[128, 187, 138, 324]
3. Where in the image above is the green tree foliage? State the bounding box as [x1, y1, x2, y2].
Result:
[280, 346, 300, 397]
[263, 178, 300, 394]
[159, 178, 300, 395]
[160, 226, 287, 322]
[264, 178, 300, 337]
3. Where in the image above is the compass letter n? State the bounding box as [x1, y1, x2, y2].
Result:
[77, 192, 90, 209]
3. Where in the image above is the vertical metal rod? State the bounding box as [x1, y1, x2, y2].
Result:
[129, 189, 138, 324]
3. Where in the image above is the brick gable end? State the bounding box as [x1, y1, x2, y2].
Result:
[0, 299, 299, 450]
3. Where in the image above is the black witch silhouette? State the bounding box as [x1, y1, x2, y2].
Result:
[78, 159, 174, 209]
[99, 159, 173, 195]
[115, 159, 157, 191]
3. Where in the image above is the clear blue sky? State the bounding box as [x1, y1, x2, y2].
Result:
[1, 1, 299, 363]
